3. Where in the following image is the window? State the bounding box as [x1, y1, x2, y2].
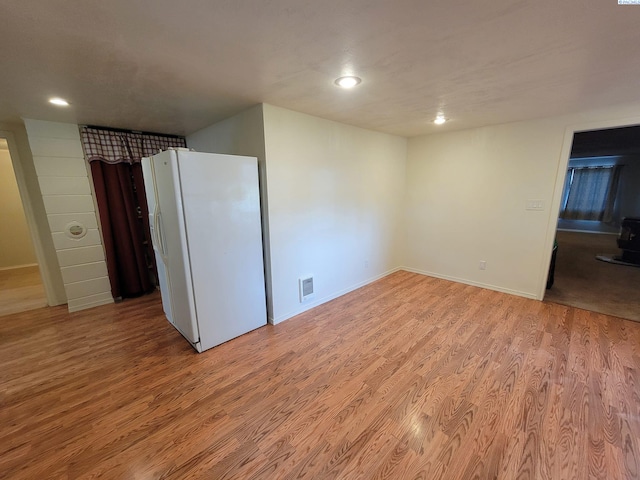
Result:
[560, 165, 621, 222]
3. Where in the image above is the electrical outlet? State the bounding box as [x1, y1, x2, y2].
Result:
[479, 261, 487, 270]
[364, 260, 370, 268]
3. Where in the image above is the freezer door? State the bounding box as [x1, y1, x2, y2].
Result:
[177, 151, 267, 351]
[152, 150, 200, 344]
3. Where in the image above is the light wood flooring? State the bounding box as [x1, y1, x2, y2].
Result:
[0, 265, 47, 317]
[2, 270, 640, 479]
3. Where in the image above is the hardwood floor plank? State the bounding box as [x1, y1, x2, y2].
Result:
[0, 266, 47, 317]
[2, 271, 640, 479]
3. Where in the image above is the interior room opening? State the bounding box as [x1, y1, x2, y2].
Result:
[0, 137, 47, 316]
[544, 125, 640, 321]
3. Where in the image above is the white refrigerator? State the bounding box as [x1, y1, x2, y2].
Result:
[141, 148, 267, 352]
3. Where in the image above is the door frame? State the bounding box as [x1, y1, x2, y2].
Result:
[538, 114, 640, 300]
[0, 129, 61, 306]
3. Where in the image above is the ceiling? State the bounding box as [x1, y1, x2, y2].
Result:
[2, 0, 640, 138]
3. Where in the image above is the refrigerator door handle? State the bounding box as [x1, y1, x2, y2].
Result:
[152, 208, 160, 252]
[156, 210, 167, 257]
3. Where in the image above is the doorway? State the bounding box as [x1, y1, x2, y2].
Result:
[544, 125, 640, 321]
[0, 138, 47, 316]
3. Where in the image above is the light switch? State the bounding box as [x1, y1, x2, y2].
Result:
[526, 199, 544, 211]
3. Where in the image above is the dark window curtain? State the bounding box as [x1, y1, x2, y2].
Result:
[81, 127, 187, 299]
[560, 165, 623, 223]
[602, 165, 623, 224]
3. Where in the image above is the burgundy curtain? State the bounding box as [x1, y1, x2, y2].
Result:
[90, 162, 155, 298]
[81, 127, 186, 299]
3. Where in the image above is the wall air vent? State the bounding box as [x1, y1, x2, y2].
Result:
[299, 276, 315, 302]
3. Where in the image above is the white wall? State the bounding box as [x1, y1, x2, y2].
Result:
[16, 101, 634, 319]
[24, 119, 113, 312]
[262, 104, 407, 323]
[404, 103, 640, 300]
[0, 145, 38, 268]
[186, 105, 274, 317]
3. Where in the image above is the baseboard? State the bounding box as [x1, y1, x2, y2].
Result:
[270, 267, 402, 325]
[68, 293, 114, 313]
[400, 267, 539, 300]
[0, 263, 39, 271]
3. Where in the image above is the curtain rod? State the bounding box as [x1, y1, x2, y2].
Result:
[81, 124, 185, 139]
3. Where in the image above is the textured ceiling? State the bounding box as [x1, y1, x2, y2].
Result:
[1, 0, 640, 137]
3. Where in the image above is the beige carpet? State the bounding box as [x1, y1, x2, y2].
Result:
[544, 230, 640, 321]
[0, 265, 47, 317]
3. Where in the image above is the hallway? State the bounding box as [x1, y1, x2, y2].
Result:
[0, 265, 47, 317]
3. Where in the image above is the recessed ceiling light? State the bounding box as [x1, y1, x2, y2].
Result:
[49, 97, 70, 107]
[433, 115, 447, 125]
[334, 76, 362, 88]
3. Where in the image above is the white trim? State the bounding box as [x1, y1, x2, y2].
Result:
[268, 267, 401, 325]
[0, 263, 39, 271]
[402, 267, 538, 300]
[538, 114, 640, 301]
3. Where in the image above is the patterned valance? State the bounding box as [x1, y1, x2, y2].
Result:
[81, 126, 187, 164]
